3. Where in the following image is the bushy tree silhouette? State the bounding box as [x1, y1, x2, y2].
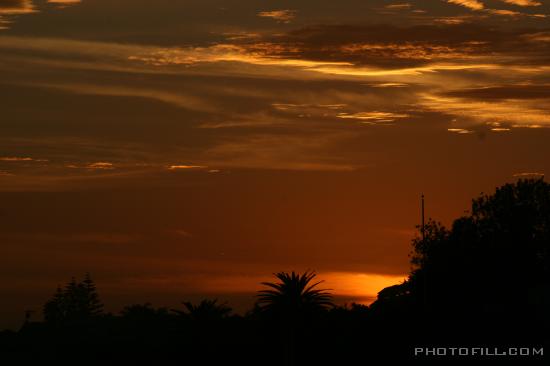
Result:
[372, 178, 550, 341]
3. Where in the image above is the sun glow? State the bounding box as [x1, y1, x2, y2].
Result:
[322, 272, 407, 304]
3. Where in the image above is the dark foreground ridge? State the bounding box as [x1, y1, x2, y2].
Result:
[1, 179, 549, 364]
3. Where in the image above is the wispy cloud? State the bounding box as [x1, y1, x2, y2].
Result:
[168, 165, 207, 170]
[0, 0, 35, 14]
[522, 32, 550, 42]
[447, 0, 485, 11]
[2, 22, 548, 84]
[371, 83, 409, 88]
[1, 156, 33, 161]
[448, 128, 475, 134]
[385, 3, 412, 10]
[87, 162, 114, 170]
[447, 0, 544, 17]
[444, 85, 550, 100]
[202, 134, 359, 171]
[0, 0, 35, 31]
[47, 0, 81, 6]
[67, 162, 115, 170]
[0, 0, 83, 30]
[24, 82, 217, 113]
[337, 111, 410, 124]
[257, 9, 297, 23]
[0, 156, 48, 162]
[47, 0, 81, 3]
[434, 16, 470, 24]
[513, 172, 544, 177]
[0, 19, 549, 179]
[487, 8, 522, 16]
[499, 0, 541, 6]
[421, 93, 550, 128]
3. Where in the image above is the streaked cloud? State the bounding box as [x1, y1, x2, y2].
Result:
[337, 111, 410, 124]
[511, 124, 546, 129]
[421, 93, 550, 128]
[67, 162, 115, 170]
[434, 16, 470, 24]
[0, 4, 548, 176]
[1, 156, 35, 161]
[87, 162, 115, 170]
[448, 128, 475, 134]
[522, 31, 550, 42]
[202, 133, 358, 171]
[272, 103, 346, 111]
[385, 3, 412, 10]
[499, 0, 541, 6]
[513, 172, 545, 177]
[487, 8, 522, 16]
[371, 83, 409, 88]
[257, 9, 297, 23]
[128, 43, 352, 71]
[24, 82, 217, 113]
[47, 0, 81, 4]
[444, 85, 550, 100]
[447, 0, 545, 18]
[0, 0, 84, 30]
[447, 0, 485, 11]
[168, 165, 207, 170]
[0, 0, 35, 14]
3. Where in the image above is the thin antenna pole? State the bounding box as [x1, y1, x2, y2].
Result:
[421, 194, 425, 241]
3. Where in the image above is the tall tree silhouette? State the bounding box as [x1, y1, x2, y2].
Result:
[43, 273, 104, 325]
[82, 273, 103, 317]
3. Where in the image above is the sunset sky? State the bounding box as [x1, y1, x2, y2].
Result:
[1, 0, 549, 329]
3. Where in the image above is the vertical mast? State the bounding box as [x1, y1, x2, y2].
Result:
[421, 194, 425, 241]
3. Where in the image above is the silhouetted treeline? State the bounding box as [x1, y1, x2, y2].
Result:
[1, 179, 548, 364]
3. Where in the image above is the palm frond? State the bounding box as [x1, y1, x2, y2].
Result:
[256, 270, 334, 312]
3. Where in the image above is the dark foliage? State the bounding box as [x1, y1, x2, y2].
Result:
[43, 273, 103, 326]
[172, 299, 232, 322]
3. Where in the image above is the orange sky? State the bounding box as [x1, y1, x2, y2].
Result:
[0, 0, 549, 329]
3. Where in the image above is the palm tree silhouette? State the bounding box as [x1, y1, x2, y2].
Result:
[258, 271, 333, 314]
[173, 299, 231, 322]
[257, 271, 333, 366]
